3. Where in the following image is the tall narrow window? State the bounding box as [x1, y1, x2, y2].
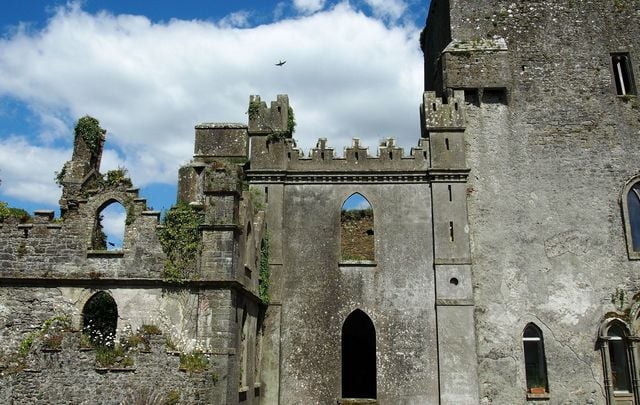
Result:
[82, 291, 118, 346]
[342, 309, 376, 400]
[522, 323, 549, 395]
[612, 53, 637, 96]
[622, 179, 640, 259]
[341, 193, 374, 261]
[627, 183, 640, 252]
[92, 200, 126, 250]
[599, 320, 637, 404]
[608, 324, 632, 392]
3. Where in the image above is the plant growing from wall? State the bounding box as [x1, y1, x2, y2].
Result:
[17, 315, 71, 356]
[54, 162, 68, 187]
[259, 233, 271, 305]
[159, 202, 204, 282]
[104, 167, 133, 188]
[95, 344, 134, 368]
[248, 100, 261, 120]
[249, 187, 266, 214]
[266, 105, 296, 142]
[0, 201, 31, 223]
[287, 105, 296, 135]
[75, 115, 105, 156]
[179, 351, 209, 372]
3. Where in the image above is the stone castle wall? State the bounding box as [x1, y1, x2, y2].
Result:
[424, 0, 640, 403]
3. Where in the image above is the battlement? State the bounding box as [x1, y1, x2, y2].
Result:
[422, 90, 466, 132]
[248, 94, 290, 134]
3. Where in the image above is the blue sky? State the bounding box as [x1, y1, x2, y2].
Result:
[0, 0, 429, 245]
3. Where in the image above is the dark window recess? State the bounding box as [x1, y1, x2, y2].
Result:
[523, 323, 549, 394]
[482, 88, 507, 104]
[342, 309, 376, 399]
[628, 183, 640, 251]
[608, 324, 632, 392]
[612, 53, 637, 96]
[83, 291, 118, 346]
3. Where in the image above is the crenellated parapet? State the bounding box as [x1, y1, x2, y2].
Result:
[248, 94, 290, 135]
[422, 90, 466, 133]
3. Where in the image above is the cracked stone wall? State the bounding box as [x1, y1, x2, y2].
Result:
[426, 0, 640, 403]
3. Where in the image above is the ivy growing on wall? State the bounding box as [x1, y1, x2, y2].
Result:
[247, 100, 261, 120]
[259, 232, 271, 305]
[159, 202, 204, 282]
[75, 116, 106, 156]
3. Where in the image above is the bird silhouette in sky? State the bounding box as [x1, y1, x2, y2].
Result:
[275, 60, 286, 66]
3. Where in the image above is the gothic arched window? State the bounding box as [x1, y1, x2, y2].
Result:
[92, 200, 126, 251]
[622, 179, 640, 259]
[599, 320, 637, 404]
[522, 323, 549, 395]
[82, 291, 118, 346]
[341, 193, 374, 262]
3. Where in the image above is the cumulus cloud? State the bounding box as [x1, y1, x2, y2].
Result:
[292, 0, 326, 14]
[363, 0, 407, 21]
[0, 2, 422, 207]
[0, 137, 70, 205]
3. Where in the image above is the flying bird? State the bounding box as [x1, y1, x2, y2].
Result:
[275, 60, 286, 66]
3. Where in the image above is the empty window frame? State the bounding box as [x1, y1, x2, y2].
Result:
[621, 179, 640, 259]
[92, 200, 126, 250]
[82, 291, 118, 346]
[522, 323, 549, 395]
[612, 53, 637, 96]
[340, 193, 374, 261]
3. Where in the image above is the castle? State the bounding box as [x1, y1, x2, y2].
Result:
[1, 0, 639, 404]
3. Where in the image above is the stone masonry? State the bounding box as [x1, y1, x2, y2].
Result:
[1, 1, 640, 404]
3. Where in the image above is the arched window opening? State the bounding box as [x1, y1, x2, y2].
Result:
[608, 324, 632, 392]
[627, 183, 640, 252]
[522, 323, 549, 395]
[82, 291, 118, 346]
[342, 309, 376, 399]
[92, 201, 126, 250]
[341, 193, 374, 261]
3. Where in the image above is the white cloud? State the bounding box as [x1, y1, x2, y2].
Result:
[363, 0, 407, 21]
[0, 137, 69, 205]
[218, 11, 251, 28]
[293, 0, 326, 14]
[0, 2, 422, 207]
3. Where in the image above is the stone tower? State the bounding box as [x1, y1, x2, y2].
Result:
[423, 0, 640, 404]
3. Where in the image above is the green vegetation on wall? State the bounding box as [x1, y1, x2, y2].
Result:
[0, 201, 31, 223]
[159, 202, 204, 282]
[259, 232, 271, 305]
[75, 115, 106, 156]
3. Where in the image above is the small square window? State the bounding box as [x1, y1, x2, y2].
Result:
[611, 53, 637, 96]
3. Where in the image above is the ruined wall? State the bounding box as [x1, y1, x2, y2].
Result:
[425, 0, 640, 403]
[0, 121, 266, 405]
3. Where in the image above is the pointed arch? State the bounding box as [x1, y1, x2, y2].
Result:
[621, 176, 640, 259]
[598, 319, 637, 404]
[82, 291, 118, 346]
[342, 309, 376, 399]
[92, 198, 126, 250]
[522, 323, 549, 395]
[341, 193, 374, 261]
